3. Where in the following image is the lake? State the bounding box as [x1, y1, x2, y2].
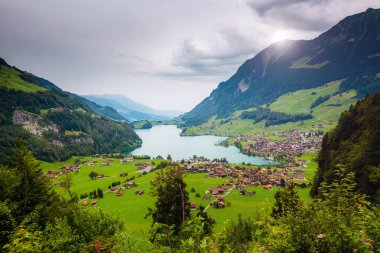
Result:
[130, 125, 274, 165]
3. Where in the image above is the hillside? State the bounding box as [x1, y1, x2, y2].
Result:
[0, 58, 141, 163]
[181, 80, 358, 136]
[182, 8, 380, 126]
[83, 94, 183, 121]
[311, 91, 380, 203]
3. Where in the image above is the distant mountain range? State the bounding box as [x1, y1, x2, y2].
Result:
[182, 8, 380, 126]
[83, 94, 183, 122]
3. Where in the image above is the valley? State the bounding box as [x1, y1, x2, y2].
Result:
[1, 5, 379, 252]
[39, 151, 317, 239]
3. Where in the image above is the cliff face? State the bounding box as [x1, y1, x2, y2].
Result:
[12, 110, 59, 136]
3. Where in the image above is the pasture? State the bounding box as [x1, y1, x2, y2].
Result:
[40, 154, 316, 236]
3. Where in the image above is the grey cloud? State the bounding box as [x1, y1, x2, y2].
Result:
[248, 0, 336, 31]
[248, 0, 313, 15]
[168, 31, 258, 78]
[1, 0, 379, 111]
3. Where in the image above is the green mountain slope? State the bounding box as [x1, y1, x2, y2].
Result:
[0, 58, 141, 163]
[311, 91, 380, 202]
[182, 8, 380, 126]
[181, 79, 359, 136]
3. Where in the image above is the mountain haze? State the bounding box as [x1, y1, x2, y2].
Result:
[84, 94, 183, 122]
[182, 8, 380, 126]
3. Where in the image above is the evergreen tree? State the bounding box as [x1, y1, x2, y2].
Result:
[8, 139, 58, 226]
[97, 188, 103, 198]
[271, 183, 303, 218]
[312, 91, 380, 203]
[147, 166, 190, 236]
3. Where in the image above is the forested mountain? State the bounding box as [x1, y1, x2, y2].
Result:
[0, 58, 141, 163]
[182, 8, 380, 126]
[311, 91, 380, 203]
[83, 94, 183, 121]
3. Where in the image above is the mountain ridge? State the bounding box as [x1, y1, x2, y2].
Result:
[83, 94, 183, 121]
[0, 58, 141, 163]
[182, 8, 380, 126]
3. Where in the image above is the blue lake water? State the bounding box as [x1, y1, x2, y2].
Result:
[130, 125, 274, 165]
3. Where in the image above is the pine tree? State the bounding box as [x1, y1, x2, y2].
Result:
[9, 139, 57, 226]
[147, 166, 190, 236]
[271, 183, 303, 219]
[97, 188, 103, 198]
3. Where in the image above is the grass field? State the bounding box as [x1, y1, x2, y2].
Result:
[0, 65, 46, 93]
[182, 80, 357, 138]
[269, 80, 342, 114]
[40, 153, 317, 236]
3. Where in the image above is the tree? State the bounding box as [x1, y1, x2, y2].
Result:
[59, 173, 76, 201]
[0, 202, 16, 249]
[167, 154, 172, 161]
[147, 166, 190, 236]
[3, 227, 43, 253]
[195, 205, 215, 236]
[8, 139, 58, 226]
[221, 214, 256, 253]
[89, 171, 98, 180]
[264, 166, 379, 253]
[271, 183, 302, 219]
[97, 188, 103, 198]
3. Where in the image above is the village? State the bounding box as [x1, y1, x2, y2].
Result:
[43, 146, 311, 211]
[233, 129, 322, 166]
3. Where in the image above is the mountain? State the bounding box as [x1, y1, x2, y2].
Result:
[70, 94, 127, 121]
[83, 94, 183, 121]
[182, 8, 380, 126]
[311, 91, 380, 203]
[0, 58, 141, 163]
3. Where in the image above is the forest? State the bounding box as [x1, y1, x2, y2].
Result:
[312, 91, 380, 203]
[0, 87, 141, 164]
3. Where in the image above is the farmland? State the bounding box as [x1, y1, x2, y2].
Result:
[40, 153, 317, 236]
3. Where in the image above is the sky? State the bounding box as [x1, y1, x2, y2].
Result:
[1, 0, 380, 111]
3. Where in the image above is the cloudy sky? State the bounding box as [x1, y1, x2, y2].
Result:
[1, 0, 379, 111]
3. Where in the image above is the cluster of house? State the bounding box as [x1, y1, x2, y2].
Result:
[44, 165, 81, 179]
[136, 162, 152, 172]
[183, 161, 305, 189]
[109, 181, 144, 197]
[87, 159, 117, 167]
[120, 156, 134, 164]
[240, 131, 322, 166]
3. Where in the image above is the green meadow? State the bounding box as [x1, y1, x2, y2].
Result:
[182, 80, 357, 137]
[0, 65, 46, 93]
[40, 153, 317, 236]
[269, 80, 342, 114]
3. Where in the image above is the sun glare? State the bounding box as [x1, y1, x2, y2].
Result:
[271, 30, 289, 43]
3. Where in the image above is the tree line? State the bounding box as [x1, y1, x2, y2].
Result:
[240, 107, 312, 127]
